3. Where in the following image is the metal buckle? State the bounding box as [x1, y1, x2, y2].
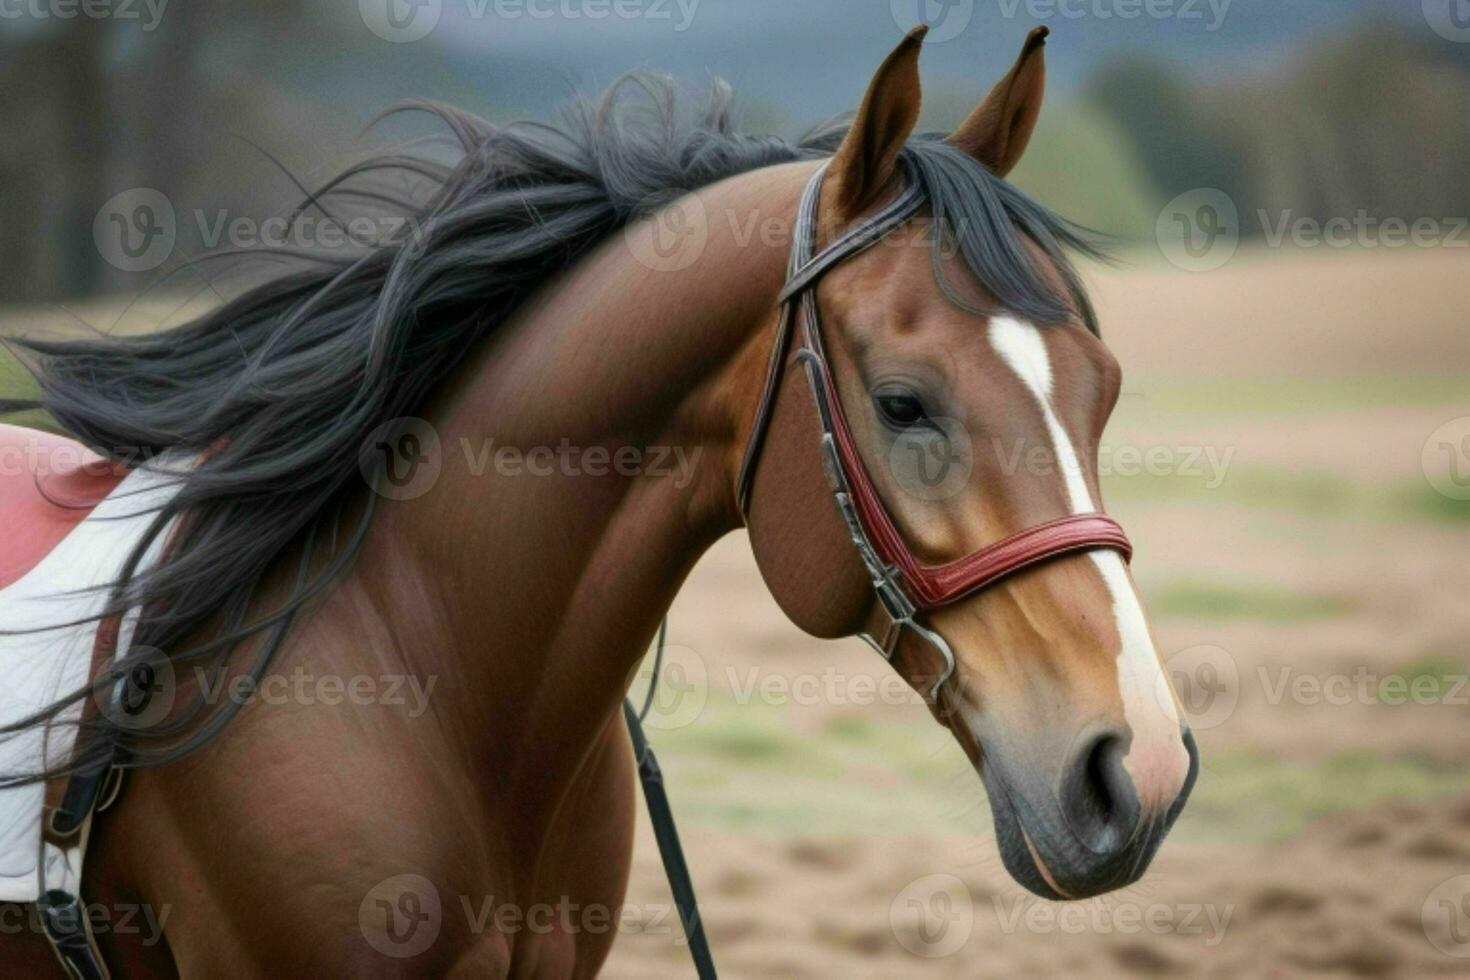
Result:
[871, 563, 914, 624]
[899, 618, 957, 704]
[820, 438, 956, 702]
[856, 576, 955, 702]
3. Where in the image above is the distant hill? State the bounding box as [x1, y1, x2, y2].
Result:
[1088, 21, 1470, 241]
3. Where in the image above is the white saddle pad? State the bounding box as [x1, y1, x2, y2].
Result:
[0, 464, 181, 903]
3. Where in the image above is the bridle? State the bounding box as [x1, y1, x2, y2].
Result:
[638, 163, 1134, 980]
[736, 162, 1133, 702]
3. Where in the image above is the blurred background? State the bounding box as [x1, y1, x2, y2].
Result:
[3, 1, 1468, 976]
[4, 0, 1470, 302]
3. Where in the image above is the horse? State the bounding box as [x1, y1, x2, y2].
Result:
[0, 24, 1197, 977]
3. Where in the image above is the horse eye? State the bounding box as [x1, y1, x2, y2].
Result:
[874, 386, 929, 430]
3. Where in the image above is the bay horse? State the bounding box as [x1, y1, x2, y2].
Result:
[0, 26, 1196, 976]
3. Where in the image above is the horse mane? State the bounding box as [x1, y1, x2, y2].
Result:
[0, 73, 1099, 783]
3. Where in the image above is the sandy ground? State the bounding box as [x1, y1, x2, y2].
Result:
[609, 796, 1470, 979]
[604, 246, 1470, 978]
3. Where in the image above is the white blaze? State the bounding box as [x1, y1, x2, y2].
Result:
[988, 316, 1187, 807]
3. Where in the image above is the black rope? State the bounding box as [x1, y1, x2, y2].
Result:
[636, 616, 668, 723]
[624, 617, 716, 978]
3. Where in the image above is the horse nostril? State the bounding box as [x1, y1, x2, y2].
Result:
[1059, 731, 1142, 855]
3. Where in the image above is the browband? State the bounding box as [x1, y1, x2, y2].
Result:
[735, 163, 1132, 699]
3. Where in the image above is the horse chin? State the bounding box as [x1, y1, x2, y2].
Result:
[980, 762, 1075, 900]
[977, 738, 1200, 901]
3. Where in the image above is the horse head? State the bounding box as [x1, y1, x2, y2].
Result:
[744, 26, 1197, 900]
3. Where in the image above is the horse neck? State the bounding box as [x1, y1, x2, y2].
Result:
[356, 160, 813, 801]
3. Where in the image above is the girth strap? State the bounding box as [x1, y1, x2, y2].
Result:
[49, 761, 118, 839]
[38, 887, 109, 980]
[38, 800, 111, 980]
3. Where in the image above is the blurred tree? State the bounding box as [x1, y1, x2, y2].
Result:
[57, 25, 109, 297]
[4, 12, 1467, 305]
[0, 23, 110, 300]
[130, 4, 206, 231]
[1086, 55, 1248, 209]
[1220, 25, 1470, 232]
[1085, 23, 1470, 244]
[0, 4, 374, 306]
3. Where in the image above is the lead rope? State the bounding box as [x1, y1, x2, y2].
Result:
[624, 618, 717, 979]
[636, 616, 667, 723]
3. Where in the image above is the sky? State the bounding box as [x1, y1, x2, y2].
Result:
[397, 0, 1431, 120]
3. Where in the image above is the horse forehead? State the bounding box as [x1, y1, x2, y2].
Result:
[820, 271, 1065, 413]
[822, 219, 1063, 335]
[819, 225, 957, 317]
[818, 289, 971, 382]
[816, 228, 1100, 399]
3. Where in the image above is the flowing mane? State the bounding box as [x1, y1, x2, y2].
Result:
[0, 72, 1099, 784]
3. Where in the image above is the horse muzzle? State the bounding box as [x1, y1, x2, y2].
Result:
[980, 728, 1199, 900]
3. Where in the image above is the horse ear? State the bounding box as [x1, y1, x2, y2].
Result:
[825, 25, 927, 224]
[949, 26, 1049, 177]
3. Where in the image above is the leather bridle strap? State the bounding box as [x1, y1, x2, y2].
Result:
[734, 174, 926, 515]
[796, 330, 1132, 609]
[736, 162, 1133, 700]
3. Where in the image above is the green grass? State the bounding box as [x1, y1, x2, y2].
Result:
[1148, 580, 1353, 623]
[1182, 750, 1470, 840]
[684, 726, 792, 763]
[1105, 463, 1351, 514]
[1373, 656, 1469, 705]
[1390, 484, 1470, 524]
[1100, 373, 1470, 525]
[647, 691, 1470, 843]
[644, 692, 986, 836]
[1105, 462, 1470, 526]
[0, 342, 53, 431]
[1114, 373, 1470, 419]
[823, 713, 877, 742]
